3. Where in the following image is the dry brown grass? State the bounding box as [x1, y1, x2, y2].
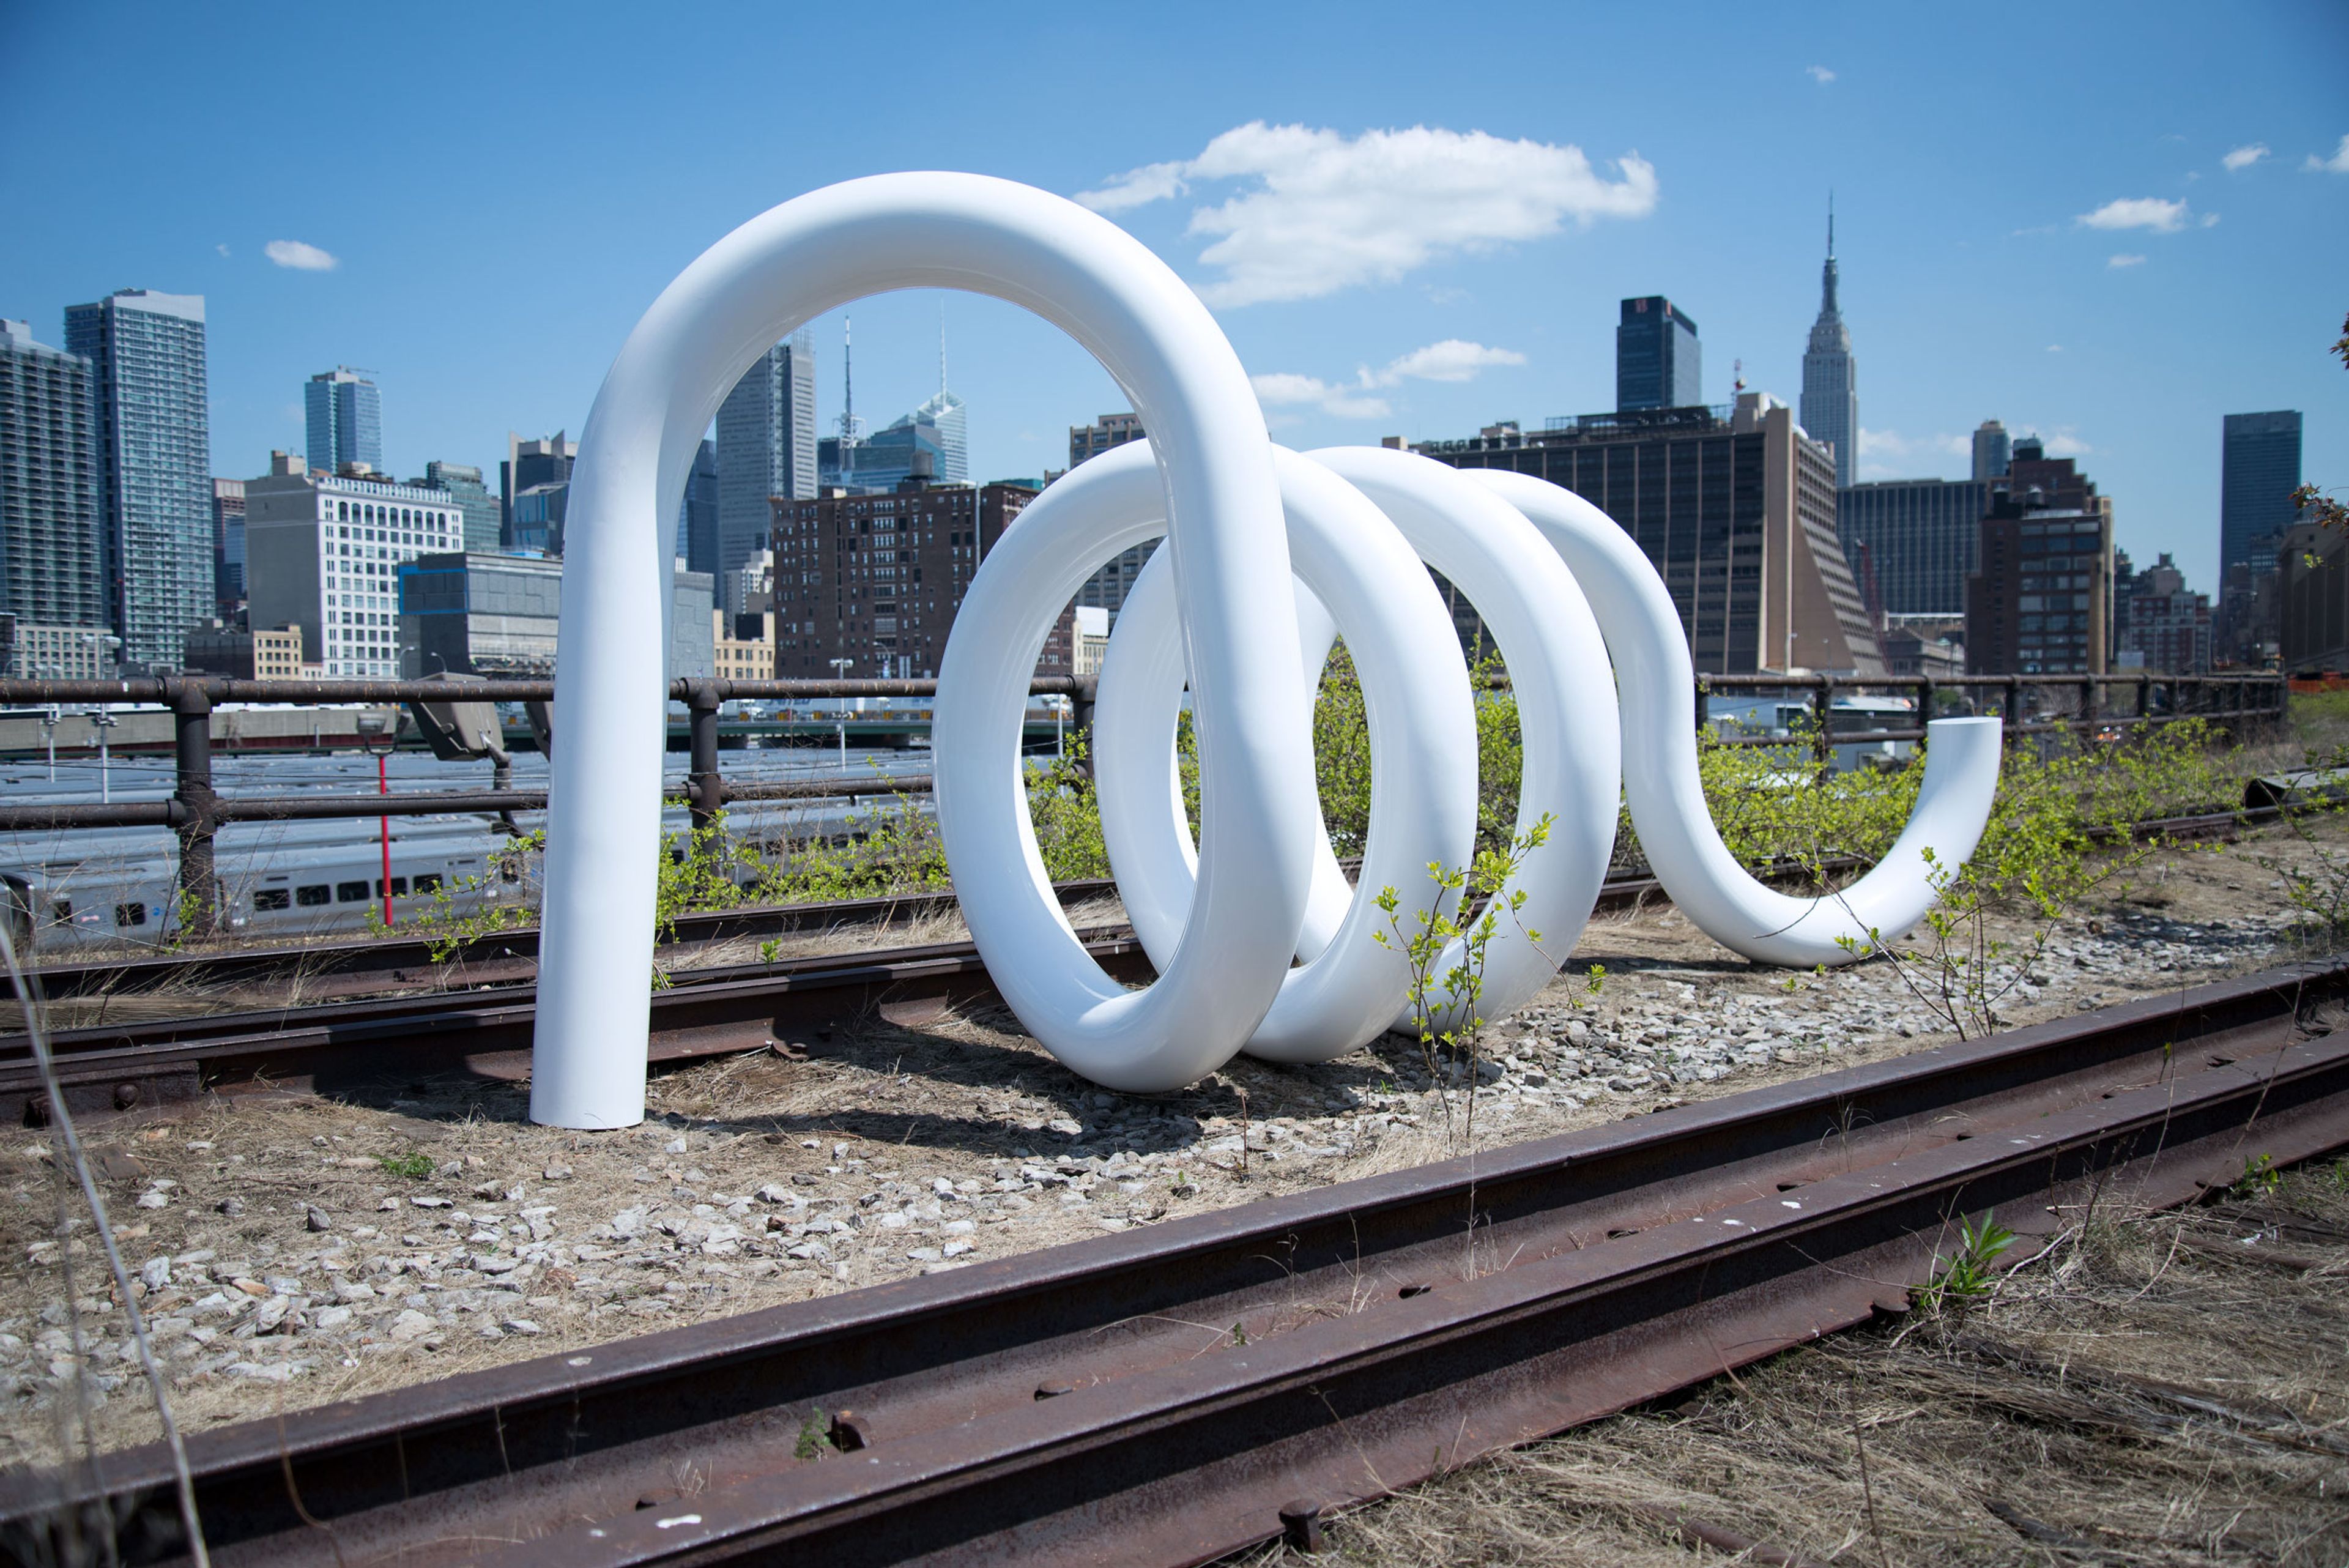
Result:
[1227, 1162, 2349, 1566]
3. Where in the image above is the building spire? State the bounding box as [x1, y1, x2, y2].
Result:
[938, 300, 948, 397]
[839, 316, 858, 447]
[1820, 195, 1841, 319]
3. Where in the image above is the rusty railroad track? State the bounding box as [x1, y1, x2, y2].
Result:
[0, 804, 2268, 1126]
[1, 958, 2343, 1566]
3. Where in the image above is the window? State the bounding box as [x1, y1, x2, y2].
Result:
[375, 877, 409, 896]
[253, 888, 291, 911]
[335, 880, 371, 903]
[295, 884, 332, 907]
[114, 902, 147, 927]
[412, 871, 442, 893]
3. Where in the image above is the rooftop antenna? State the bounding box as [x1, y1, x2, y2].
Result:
[838, 317, 863, 446]
[1827, 191, 1835, 259]
[938, 300, 948, 396]
[1732, 357, 1746, 395]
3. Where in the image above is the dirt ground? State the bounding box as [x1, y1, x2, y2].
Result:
[1, 818, 2340, 1553]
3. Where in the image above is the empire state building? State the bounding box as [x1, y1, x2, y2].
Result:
[1800, 209, 1858, 489]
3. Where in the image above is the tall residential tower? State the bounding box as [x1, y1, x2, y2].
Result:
[64, 289, 213, 670]
[0, 319, 106, 636]
[1799, 209, 1858, 489]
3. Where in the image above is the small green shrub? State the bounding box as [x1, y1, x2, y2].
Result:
[377, 1150, 433, 1180]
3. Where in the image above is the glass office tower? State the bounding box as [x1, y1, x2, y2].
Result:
[305, 367, 383, 475]
[1615, 296, 1701, 411]
[2220, 410, 2301, 572]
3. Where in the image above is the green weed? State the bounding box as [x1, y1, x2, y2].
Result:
[1915, 1210, 2017, 1314]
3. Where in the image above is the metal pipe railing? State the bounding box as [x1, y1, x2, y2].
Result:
[0, 675, 1083, 925]
[0, 669, 2288, 931]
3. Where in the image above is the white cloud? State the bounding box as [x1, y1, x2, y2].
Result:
[2046, 344, 2063, 353]
[264, 239, 339, 271]
[2108, 253, 2147, 268]
[2042, 429, 2093, 457]
[1854, 428, 1970, 477]
[2201, 212, 2221, 228]
[2222, 143, 2269, 173]
[2305, 135, 2349, 173]
[214, 242, 231, 258]
[1806, 64, 1836, 83]
[2077, 196, 2191, 232]
[1078, 122, 1658, 306]
[1379, 340, 1526, 382]
[1250, 338, 1525, 419]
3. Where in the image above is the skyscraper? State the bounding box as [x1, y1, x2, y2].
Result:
[500, 432, 574, 546]
[1799, 210, 1858, 489]
[210, 477, 245, 617]
[1963, 438, 2117, 675]
[716, 330, 818, 579]
[1417, 395, 1882, 675]
[675, 437, 719, 579]
[305, 367, 383, 475]
[1837, 478, 1992, 616]
[1971, 420, 2011, 482]
[0, 319, 105, 634]
[2221, 410, 2302, 572]
[1615, 296, 1701, 411]
[1066, 414, 1154, 621]
[918, 313, 968, 484]
[415, 459, 501, 553]
[64, 289, 213, 671]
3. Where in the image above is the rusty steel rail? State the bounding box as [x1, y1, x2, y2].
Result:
[0, 926, 1151, 1125]
[0, 802, 2272, 1127]
[4, 958, 2343, 1567]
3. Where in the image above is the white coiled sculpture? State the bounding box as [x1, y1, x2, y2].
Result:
[529, 173, 2001, 1128]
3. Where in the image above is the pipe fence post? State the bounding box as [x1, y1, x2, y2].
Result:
[1070, 677, 1099, 778]
[686, 679, 724, 839]
[168, 678, 220, 940]
[1812, 675, 1835, 771]
[2079, 675, 2096, 741]
[2003, 677, 2022, 745]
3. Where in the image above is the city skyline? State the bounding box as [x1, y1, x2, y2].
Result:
[1, 2, 2342, 596]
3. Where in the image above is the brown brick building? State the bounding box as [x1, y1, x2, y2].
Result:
[768, 475, 1072, 680]
[1962, 439, 2115, 675]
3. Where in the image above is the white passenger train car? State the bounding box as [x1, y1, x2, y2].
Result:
[1, 816, 537, 956]
[0, 795, 855, 958]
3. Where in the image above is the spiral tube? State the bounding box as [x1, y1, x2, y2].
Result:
[538, 172, 2000, 1124]
[935, 436, 2001, 1091]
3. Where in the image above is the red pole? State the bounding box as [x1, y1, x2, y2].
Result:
[378, 750, 393, 927]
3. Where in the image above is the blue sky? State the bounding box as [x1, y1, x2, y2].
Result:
[4, 1, 2343, 592]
